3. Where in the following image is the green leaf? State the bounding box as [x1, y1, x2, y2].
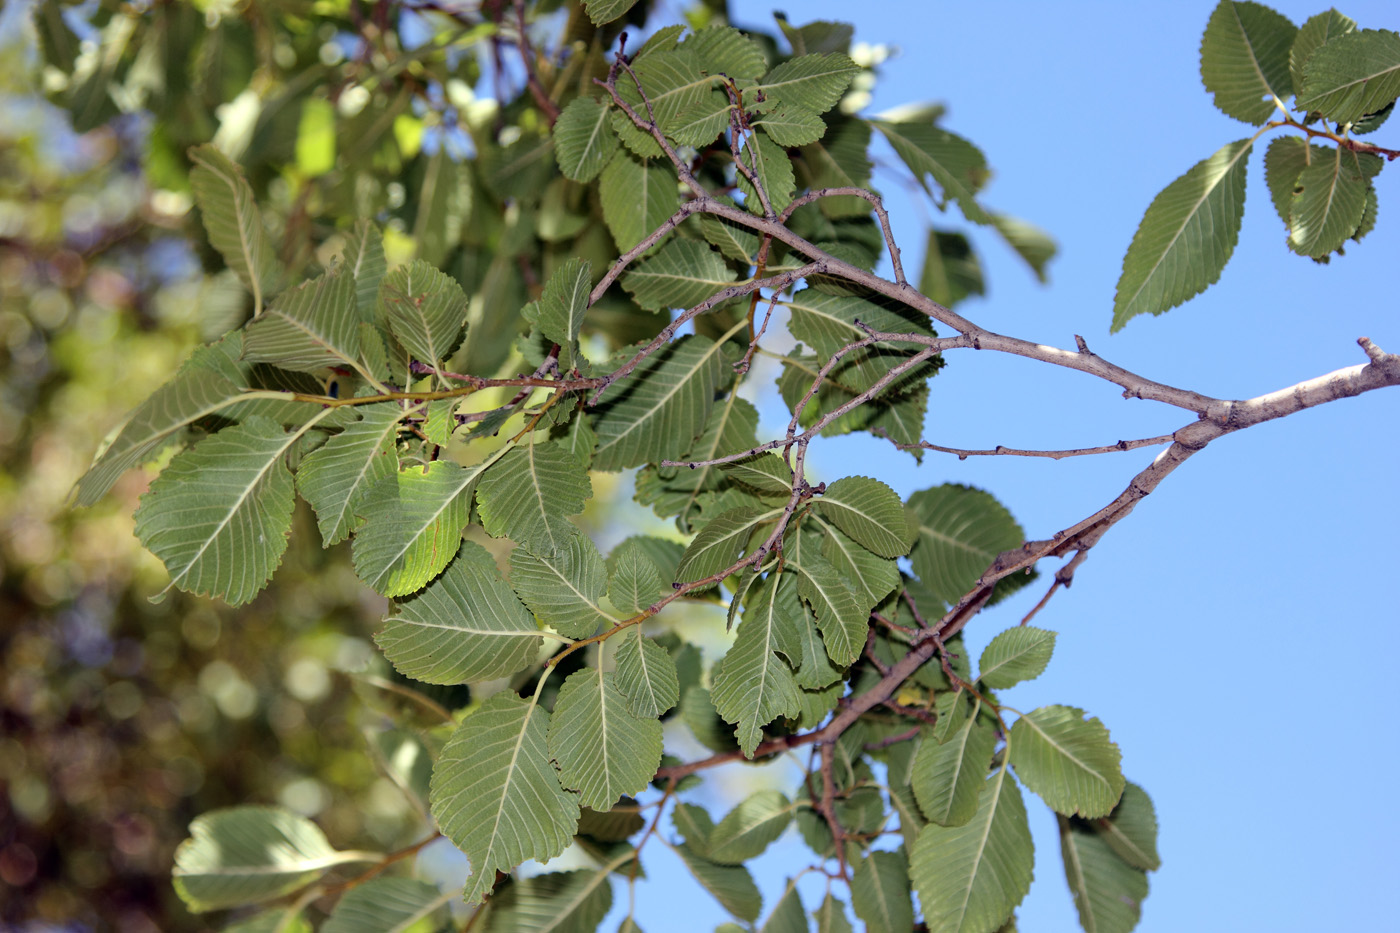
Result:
[814, 476, 909, 558]
[672, 803, 716, 854]
[667, 92, 734, 149]
[549, 668, 664, 810]
[1112, 138, 1253, 330]
[699, 198, 763, 262]
[852, 849, 914, 933]
[818, 523, 900, 608]
[173, 806, 356, 912]
[555, 97, 618, 183]
[784, 573, 844, 688]
[243, 266, 360, 373]
[412, 149, 467, 268]
[873, 120, 992, 223]
[377, 260, 468, 366]
[1060, 815, 1149, 933]
[376, 540, 542, 684]
[753, 53, 859, 114]
[34, 0, 80, 71]
[707, 790, 793, 864]
[737, 129, 796, 214]
[719, 453, 794, 496]
[674, 844, 763, 922]
[754, 107, 828, 147]
[784, 288, 936, 394]
[978, 627, 1057, 690]
[296, 97, 337, 177]
[1010, 706, 1125, 819]
[592, 335, 727, 471]
[989, 213, 1056, 284]
[760, 882, 807, 933]
[483, 869, 615, 933]
[537, 258, 593, 364]
[913, 708, 997, 828]
[582, 0, 640, 26]
[676, 506, 777, 584]
[1297, 29, 1400, 124]
[919, 229, 985, 309]
[910, 766, 1033, 933]
[1263, 136, 1314, 226]
[776, 17, 854, 57]
[680, 685, 739, 753]
[622, 239, 738, 312]
[711, 573, 804, 755]
[510, 533, 616, 639]
[640, 394, 760, 531]
[599, 153, 678, 252]
[685, 25, 768, 81]
[477, 441, 593, 553]
[608, 541, 666, 616]
[614, 628, 680, 718]
[1094, 781, 1161, 872]
[1199, 0, 1296, 124]
[906, 484, 1027, 607]
[1290, 9, 1356, 97]
[430, 692, 581, 906]
[297, 402, 404, 546]
[1288, 147, 1383, 257]
[188, 144, 283, 307]
[73, 368, 245, 507]
[616, 49, 715, 139]
[134, 416, 302, 605]
[322, 878, 448, 933]
[794, 549, 868, 666]
[344, 221, 388, 322]
[351, 458, 486, 597]
[813, 894, 853, 933]
[798, 117, 874, 219]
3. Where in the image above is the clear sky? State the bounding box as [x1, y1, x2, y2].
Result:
[601, 2, 1400, 931]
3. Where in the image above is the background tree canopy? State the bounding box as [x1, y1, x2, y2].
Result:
[2, 1, 1397, 931]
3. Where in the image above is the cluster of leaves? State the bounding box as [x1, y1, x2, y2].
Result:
[39, 0, 1392, 930]
[1113, 1, 1400, 330]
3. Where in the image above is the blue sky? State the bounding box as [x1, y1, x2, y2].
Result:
[605, 2, 1400, 930]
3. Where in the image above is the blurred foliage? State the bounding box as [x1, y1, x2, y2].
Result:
[0, 5, 430, 929]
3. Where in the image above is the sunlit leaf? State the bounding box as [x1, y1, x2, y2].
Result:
[243, 266, 360, 373]
[1288, 147, 1383, 257]
[753, 53, 859, 114]
[608, 541, 666, 616]
[351, 458, 486, 597]
[599, 152, 679, 252]
[483, 868, 615, 933]
[582, 0, 640, 26]
[173, 806, 356, 912]
[736, 129, 796, 214]
[297, 402, 404, 546]
[675, 506, 776, 584]
[793, 549, 867, 666]
[814, 475, 908, 558]
[873, 120, 992, 223]
[1290, 10, 1356, 96]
